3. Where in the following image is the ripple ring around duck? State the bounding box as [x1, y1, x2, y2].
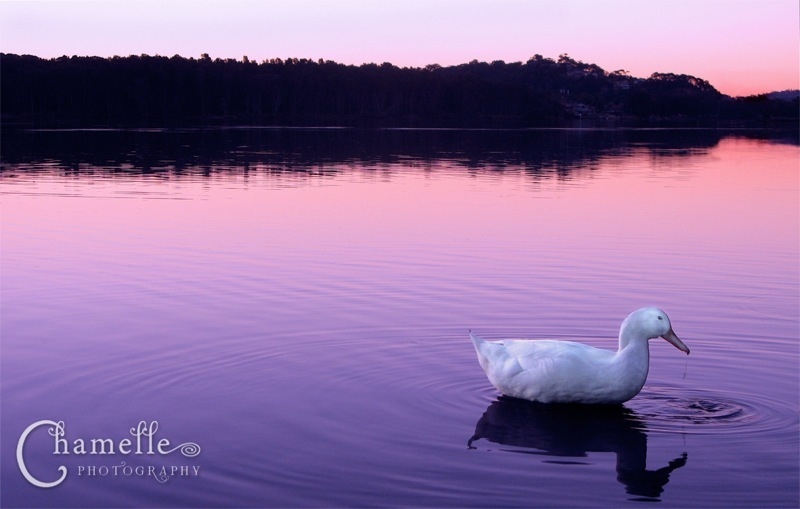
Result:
[628, 386, 798, 437]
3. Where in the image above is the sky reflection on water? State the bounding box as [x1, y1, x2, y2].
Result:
[1, 129, 798, 508]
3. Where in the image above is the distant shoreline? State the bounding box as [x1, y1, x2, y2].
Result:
[2, 53, 797, 129]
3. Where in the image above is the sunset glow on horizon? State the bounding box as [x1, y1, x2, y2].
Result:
[1, 0, 798, 97]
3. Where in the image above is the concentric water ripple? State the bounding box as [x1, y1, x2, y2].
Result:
[628, 386, 798, 436]
[287, 329, 496, 411]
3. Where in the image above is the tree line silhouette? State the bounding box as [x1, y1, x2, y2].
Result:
[1, 52, 797, 127]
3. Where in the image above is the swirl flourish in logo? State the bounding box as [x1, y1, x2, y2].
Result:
[161, 441, 201, 458]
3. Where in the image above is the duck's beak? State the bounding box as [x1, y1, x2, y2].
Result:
[661, 328, 690, 354]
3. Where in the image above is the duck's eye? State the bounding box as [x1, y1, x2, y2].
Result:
[657, 316, 663, 320]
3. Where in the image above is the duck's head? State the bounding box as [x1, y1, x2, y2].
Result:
[622, 307, 690, 354]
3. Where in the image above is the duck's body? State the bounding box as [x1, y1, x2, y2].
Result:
[470, 308, 690, 405]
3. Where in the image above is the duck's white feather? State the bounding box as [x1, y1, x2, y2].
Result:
[470, 308, 689, 404]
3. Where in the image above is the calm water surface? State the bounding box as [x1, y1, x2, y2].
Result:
[1, 128, 798, 508]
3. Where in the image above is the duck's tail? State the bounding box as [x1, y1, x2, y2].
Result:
[469, 330, 485, 348]
[469, 331, 495, 373]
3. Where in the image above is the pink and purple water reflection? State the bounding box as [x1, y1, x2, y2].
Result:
[1, 128, 798, 507]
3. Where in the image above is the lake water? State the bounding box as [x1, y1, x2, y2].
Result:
[1, 128, 798, 508]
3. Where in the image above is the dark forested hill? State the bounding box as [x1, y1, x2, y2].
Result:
[1, 53, 796, 127]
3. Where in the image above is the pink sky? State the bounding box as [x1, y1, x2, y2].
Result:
[1, 0, 797, 97]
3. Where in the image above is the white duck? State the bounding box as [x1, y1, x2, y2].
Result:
[470, 307, 690, 404]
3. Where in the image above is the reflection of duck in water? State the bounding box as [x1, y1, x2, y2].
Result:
[470, 307, 690, 404]
[468, 397, 687, 500]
